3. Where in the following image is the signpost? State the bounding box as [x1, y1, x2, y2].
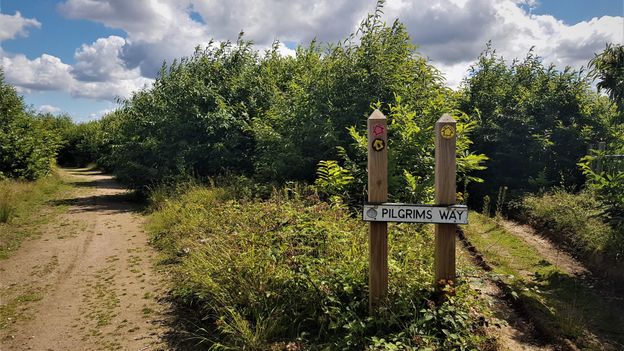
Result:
[367, 109, 388, 312]
[365, 111, 465, 313]
[363, 204, 468, 224]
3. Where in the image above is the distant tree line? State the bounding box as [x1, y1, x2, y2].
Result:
[1, 10, 621, 214]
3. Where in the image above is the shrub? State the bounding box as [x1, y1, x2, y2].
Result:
[461, 45, 620, 206]
[0, 70, 62, 180]
[148, 186, 496, 349]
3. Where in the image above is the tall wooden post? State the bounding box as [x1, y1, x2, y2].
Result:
[367, 109, 388, 312]
[434, 114, 457, 288]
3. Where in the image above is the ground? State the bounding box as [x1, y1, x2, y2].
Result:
[1, 168, 620, 350]
[0, 169, 170, 351]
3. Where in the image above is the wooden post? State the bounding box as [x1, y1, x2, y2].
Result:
[367, 109, 388, 312]
[434, 114, 457, 289]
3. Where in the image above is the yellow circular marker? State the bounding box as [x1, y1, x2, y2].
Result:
[440, 125, 455, 139]
[372, 138, 385, 151]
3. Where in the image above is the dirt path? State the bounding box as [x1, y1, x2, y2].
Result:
[498, 220, 588, 277]
[0, 168, 170, 350]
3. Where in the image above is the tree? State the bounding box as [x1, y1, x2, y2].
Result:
[0, 69, 62, 180]
[461, 46, 615, 206]
[589, 43, 624, 111]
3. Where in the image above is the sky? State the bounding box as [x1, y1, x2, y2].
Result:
[0, 0, 622, 122]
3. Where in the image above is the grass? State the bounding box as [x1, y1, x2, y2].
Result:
[519, 190, 621, 260]
[0, 285, 45, 330]
[464, 212, 624, 350]
[148, 185, 498, 350]
[0, 169, 73, 259]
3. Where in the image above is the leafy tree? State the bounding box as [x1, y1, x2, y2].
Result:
[461, 46, 616, 206]
[0, 69, 61, 180]
[589, 43, 624, 112]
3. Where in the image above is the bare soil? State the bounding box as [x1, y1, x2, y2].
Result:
[0, 168, 170, 350]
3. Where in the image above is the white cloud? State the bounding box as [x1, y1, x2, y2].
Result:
[89, 107, 116, 119]
[59, 0, 212, 77]
[383, 0, 623, 87]
[2, 0, 622, 105]
[1, 44, 153, 101]
[37, 104, 62, 114]
[190, 0, 375, 45]
[0, 11, 41, 42]
[70, 76, 153, 101]
[1, 53, 73, 92]
[73, 35, 136, 82]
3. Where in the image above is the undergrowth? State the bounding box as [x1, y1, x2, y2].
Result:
[148, 186, 497, 350]
[464, 212, 624, 350]
[519, 190, 622, 262]
[0, 169, 69, 258]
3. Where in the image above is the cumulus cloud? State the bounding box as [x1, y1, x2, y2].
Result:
[0, 11, 41, 42]
[37, 104, 62, 114]
[190, 0, 375, 45]
[70, 76, 153, 101]
[73, 35, 133, 82]
[2, 0, 622, 103]
[1, 53, 73, 92]
[59, 0, 212, 77]
[383, 0, 622, 87]
[1, 45, 152, 101]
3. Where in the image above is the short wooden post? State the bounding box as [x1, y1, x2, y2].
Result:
[367, 109, 388, 312]
[434, 114, 457, 289]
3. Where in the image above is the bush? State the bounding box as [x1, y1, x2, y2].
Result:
[102, 5, 486, 194]
[148, 185, 496, 350]
[0, 70, 62, 180]
[461, 45, 620, 207]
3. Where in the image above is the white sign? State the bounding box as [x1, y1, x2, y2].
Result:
[363, 203, 468, 224]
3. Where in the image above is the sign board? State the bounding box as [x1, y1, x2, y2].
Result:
[363, 203, 468, 224]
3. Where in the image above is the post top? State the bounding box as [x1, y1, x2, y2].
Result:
[368, 109, 386, 120]
[436, 113, 456, 124]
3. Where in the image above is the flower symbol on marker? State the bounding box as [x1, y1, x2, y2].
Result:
[372, 138, 385, 151]
[440, 125, 455, 139]
[372, 124, 385, 136]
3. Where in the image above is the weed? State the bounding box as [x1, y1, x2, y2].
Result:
[0, 170, 72, 258]
[465, 212, 624, 349]
[148, 186, 496, 350]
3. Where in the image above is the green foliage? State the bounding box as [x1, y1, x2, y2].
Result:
[0, 70, 62, 180]
[461, 45, 619, 206]
[57, 120, 103, 167]
[589, 43, 624, 112]
[520, 190, 620, 259]
[148, 185, 495, 350]
[108, 38, 266, 189]
[92, 6, 485, 195]
[313, 160, 354, 203]
[579, 151, 624, 231]
[339, 97, 487, 205]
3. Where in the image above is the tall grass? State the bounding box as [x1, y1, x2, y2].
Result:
[0, 183, 15, 223]
[0, 181, 30, 224]
[0, 170, 67, 258]
[148, 185, 497, 350]
[520, 190, 620, 259]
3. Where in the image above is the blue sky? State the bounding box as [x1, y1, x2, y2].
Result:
[0, 0, 622, 122]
